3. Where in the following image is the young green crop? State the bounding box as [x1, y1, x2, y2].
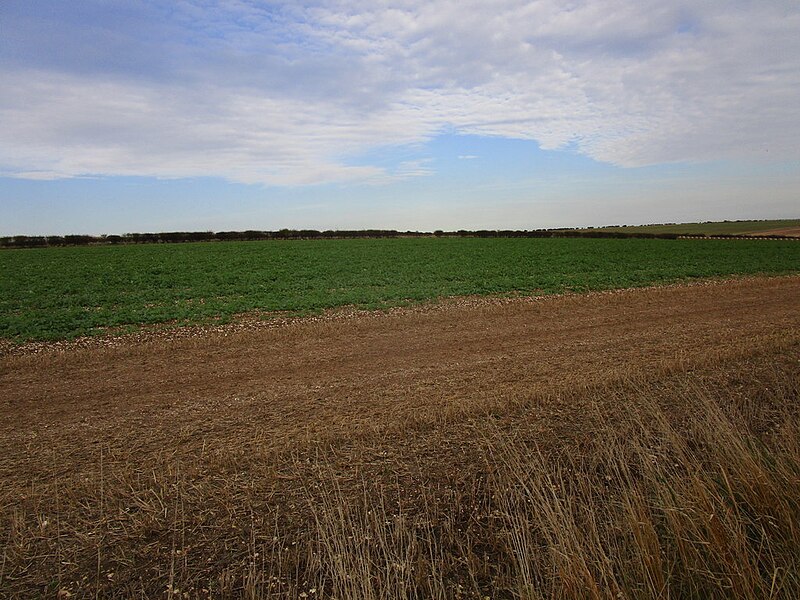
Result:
[2, 237, 799, 343]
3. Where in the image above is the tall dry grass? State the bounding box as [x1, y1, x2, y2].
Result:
[2, 356, 798, 598]
[292, 363, 800, 599]
[487, 378, 800, 599]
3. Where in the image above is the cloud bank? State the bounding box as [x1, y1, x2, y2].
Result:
[1, 0, 798, 186]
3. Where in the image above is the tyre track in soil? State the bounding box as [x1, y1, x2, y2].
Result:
[1, 276, 799, 489]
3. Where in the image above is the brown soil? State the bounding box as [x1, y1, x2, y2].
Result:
[3, 276, 799, 446]
[743, 226, 800, 237]
[1, 275, 799, 597]
[1, 276, 796, 464]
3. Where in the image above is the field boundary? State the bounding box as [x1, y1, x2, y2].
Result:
[3, 273, 798, 358]
[4, 225, 799, 249]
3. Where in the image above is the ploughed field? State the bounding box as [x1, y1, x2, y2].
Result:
[2, 274, 800, 598]
[2, 236, 800, 343]
[586, 218, 800, 236]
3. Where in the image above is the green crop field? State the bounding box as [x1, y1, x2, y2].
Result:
[2, 237, 799, 343]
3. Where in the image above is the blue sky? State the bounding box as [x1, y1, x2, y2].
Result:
[1, 1, 798, 235]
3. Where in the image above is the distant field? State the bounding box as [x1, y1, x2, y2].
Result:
[586, 218, 800, 236]
[2, 237, 800, 343]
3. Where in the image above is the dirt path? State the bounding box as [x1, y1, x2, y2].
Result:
[2, 276, 799, 484]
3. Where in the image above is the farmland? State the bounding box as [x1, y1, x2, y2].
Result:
[2, 238, 800, 598]
[584, 218, 800, 236]
[2, 236, 800, 343]
[2, 275, 799, 598]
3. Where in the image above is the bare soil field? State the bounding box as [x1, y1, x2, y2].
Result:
[2, 276, 799, 598]
[743, 226, 800, 237]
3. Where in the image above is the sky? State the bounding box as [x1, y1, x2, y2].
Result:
[1, 0, 799, 236]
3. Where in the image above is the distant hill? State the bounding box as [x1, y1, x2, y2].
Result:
[584, 219, 800, 237]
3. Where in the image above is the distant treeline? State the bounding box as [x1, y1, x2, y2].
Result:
[1, 228, 795, 248]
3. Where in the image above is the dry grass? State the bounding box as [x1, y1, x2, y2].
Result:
[2, 348, 798, 598]
[286, 355, 800, 600]
[488, 375, 800, 599]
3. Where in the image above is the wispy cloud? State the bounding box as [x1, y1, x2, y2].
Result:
[1, 0, 798, 186]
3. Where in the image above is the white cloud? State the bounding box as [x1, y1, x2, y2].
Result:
[1, 0, 799, 185]
[8, 171, 71, 181]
